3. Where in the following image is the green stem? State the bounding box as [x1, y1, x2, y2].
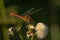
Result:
[31, 35, 34, 40]
[19, 35, 24, 40]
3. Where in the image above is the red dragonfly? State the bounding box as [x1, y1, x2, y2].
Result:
[10, 8, 42, 23]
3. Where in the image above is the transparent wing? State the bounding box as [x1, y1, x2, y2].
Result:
[22, 8, 43, 16]
[22, 8, 35, 15]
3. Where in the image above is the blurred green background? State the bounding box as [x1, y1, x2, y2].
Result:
[0, 0, 60, 40]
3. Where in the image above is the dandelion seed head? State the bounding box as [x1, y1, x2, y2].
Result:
[35, 22, 48, 39]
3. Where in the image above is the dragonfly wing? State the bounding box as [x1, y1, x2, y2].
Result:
[22, 8, 43, 16]
[22, 8, 35, 15]
[31, 8, 43, 14]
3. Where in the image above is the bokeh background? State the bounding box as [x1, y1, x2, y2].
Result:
[0, 0, 60, 40]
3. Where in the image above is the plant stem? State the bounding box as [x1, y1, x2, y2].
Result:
[31, 35, 34, 40]
[19, 35, 24, 40]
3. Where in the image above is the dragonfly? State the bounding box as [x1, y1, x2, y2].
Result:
[10, 8, 43, 23]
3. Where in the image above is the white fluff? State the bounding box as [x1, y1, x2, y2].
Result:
[27, 24, 34, 29]
[35, 22, 48, 39]
[8, 27, 14, 35]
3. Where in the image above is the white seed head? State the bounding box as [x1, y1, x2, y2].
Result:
[35, 22, 48, 39]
